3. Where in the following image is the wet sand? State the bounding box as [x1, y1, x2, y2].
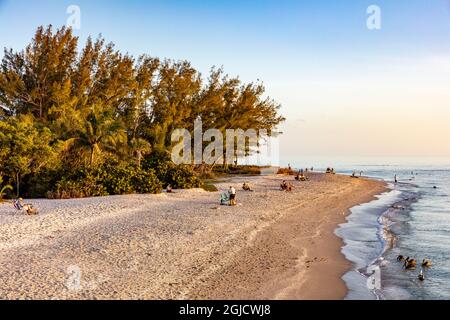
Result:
[0, 173, 386, 300]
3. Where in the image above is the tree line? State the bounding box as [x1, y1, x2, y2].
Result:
[0, 25, 284, 198]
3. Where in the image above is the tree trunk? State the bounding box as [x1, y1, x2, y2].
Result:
[137, 151, 142, 168]
[90, 146, 96, 166]
[16, 172, 20, 198]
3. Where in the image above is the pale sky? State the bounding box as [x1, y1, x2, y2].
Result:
[1, 0, 450, 163]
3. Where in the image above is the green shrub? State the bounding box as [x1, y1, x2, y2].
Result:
[48, 169, 108, 199]
[164, 164, 202, 189]
[47, 161, 163, 199]
[98, 161, 162, 195]
[277, 167, 295, 175]
[0, 176, 13, 201]
[198, 171, 216, 180]
[213, 165, 262, 175]
[143, 151, 201, 189]
[202, 183, 218, 192]
[23, 168, 64, 198]
[96, 162, 135, 195]
[45, 151, 200, 199]
[142, 148, 171, 170]
[130, 168, 163, 194]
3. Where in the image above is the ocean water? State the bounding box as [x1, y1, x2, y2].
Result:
[289, 158, 450, 300]
[334, 165, 450, 300]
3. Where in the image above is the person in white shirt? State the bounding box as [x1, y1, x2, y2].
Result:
[228, 186, 237, 206]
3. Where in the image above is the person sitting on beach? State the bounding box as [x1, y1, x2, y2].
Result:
[14, 198, 38, 215]
[281, 181, 293, 191]
[228, 186, 237, 206]
[326, 167, 332, 174]
[166, 184, 173, 193]
[23, 203, 38, 215]
[287, 182, 293, 192]
[242, 182, 252, 191]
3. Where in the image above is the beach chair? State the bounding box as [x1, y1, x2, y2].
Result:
[220, 193, 230, 206]
[13, 199, 23, 210]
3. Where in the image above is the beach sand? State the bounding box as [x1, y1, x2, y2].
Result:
[0, 173, 385, 300]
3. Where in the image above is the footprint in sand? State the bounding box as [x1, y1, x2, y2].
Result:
[305, 257, 328, 268]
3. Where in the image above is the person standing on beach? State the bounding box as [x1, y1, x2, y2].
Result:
[229, 186, 237, 206]
[395, 175, 398, 184]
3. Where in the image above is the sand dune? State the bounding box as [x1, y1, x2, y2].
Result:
[0, 173, 385, 300]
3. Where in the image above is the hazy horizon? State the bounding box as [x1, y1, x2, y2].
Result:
[1, 0, 450, 162]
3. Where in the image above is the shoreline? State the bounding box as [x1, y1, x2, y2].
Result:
[0, 173, 386, 300]
[193, 173, 387, 300]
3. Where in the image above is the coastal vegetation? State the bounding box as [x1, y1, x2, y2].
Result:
[0, 176, 13, 201]
[0, 25, 284, 198]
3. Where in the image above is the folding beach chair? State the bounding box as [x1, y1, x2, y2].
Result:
[220, 193, 230, 206]
[13, 199, 23, 210]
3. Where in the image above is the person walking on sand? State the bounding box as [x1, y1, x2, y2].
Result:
[228, 186, 237, 206]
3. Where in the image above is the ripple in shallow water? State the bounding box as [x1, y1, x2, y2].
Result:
[337, 166, 450, 300]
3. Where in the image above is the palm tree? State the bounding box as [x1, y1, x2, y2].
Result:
[67, 105, 127, 166]
[0, 176, 13, 201]
[130, 138, 151, 168]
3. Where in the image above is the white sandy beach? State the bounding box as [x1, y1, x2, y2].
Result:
[0, 173, 385, 300]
